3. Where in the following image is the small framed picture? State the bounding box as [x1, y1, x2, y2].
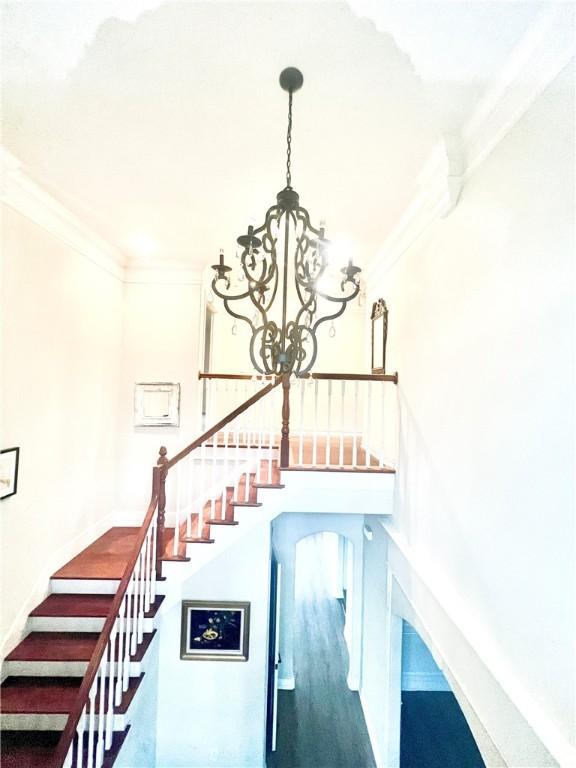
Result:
[371, 298, 388, 374]
[0, 447, 20, 500]
[180, 600, 250, 661]
[134, 382, 180, 427]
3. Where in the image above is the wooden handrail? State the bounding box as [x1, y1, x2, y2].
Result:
[299, 372, 398, 383]
[51, 467, 161, 768]
[199, 371, 398, 384]
[198, 372, 274, 380]
[166, 377, 282, 470]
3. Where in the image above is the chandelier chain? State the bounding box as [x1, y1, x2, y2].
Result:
[286, 90, 293, 188]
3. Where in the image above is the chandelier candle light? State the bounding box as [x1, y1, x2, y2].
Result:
[211, 67, 361, 377]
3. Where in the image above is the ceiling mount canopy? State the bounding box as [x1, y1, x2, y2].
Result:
[211, 67, 361, 376]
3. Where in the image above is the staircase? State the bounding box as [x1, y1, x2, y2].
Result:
[0, 463, 285, 768]
[0, 372, 396, 767]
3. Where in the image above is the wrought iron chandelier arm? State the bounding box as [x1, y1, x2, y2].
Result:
[211, 277, 252, 303]
[310, 300, 349, 335]
[220, 297, 257, 333]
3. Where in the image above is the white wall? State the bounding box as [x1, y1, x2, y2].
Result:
[366, 62, 575, 765]
[0, 205, 123, 654]
[155, 520, 271, 768]
[116, 275, 203, 519]
[401, 620, 449, 692]
[359, 517, 402, 768]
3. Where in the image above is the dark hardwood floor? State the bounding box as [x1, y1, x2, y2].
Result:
[268, 535, 376, 768]
[401, 691, 486, 768]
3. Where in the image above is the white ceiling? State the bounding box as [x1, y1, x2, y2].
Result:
[1, 0, 551, 272]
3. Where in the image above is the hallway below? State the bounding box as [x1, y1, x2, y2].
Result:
[268, 534, 375, 768]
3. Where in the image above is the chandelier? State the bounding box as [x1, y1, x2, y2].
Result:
[211, 67, 361, 376]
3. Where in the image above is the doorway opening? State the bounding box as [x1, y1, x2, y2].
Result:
[400, 621, 485, 768]
[267, 532, 375, 768]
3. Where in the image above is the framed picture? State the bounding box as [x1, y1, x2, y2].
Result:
[180, 600, 250, 661]
[371, 298, 388, 374]
[0, 447, 20, 500]
[134, 382, 180, 427]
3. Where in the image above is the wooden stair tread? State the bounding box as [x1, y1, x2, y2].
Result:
[181, 537, 214, 544]
[0, 730, 61, 767]
[6, 630, 156, 663]
[0, 727, 131, 768]
[51, 528, 139, 580]
[1, 677, 81, 713]
[30, 594, 164, 619]
[230, 501, 262, 507]
[0, 675, 142, 714]
[6, 632, 100, 662]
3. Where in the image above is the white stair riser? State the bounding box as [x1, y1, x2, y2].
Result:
[1, 712, 129, 731]
[49, 579, 120, 595]
[49, 580, 168, 596]
[3, 659, 145, 678]
[26, 616, 157, 633]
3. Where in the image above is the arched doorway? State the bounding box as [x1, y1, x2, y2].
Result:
[268, 519, 375, 768]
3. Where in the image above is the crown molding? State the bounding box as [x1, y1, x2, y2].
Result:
[365, 3, 575, 284]
[1, 148, 204, 286]
[1, 147, 125, 280]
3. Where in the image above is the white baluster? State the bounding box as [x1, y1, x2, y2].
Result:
[365, 380, 372, 467]
[95, 652, 106, 768]
[379, 380, 385, 468]
[246, 389, 257, 501]
[267, 387, 274, 484]
[105, 623, 118, 749]
[313, 378, 318, 466]
[339, 380, 345, 467]
[186, 453, 193, 539]
[142, 528, 150, 614]
[199, 441, 206, 536]
[353, 380, 359, 467]
[298, 377, 305, 465]
[150, 516, 157, 602]
[136, 550, 145, 644]
[255, 383, 263, 483]
[234, 412, 241, 500]
[325, 380, 332, 466]
[143, 529, 151, 613]
[86, 679, 97, 768]
[130, 563, 140, 655]
[115, 597, 126, 706]
[122, 577, 134, 692]
[64, 741, 74, 768]
[210, 433, 216, 523]
[173, 463, 181, 557]
[74, 706, 86, 768]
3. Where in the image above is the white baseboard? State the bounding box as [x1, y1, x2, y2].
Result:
[401, 671, 451, 692]
[359, 688, 384, 768]
[278, 676, 295, 690]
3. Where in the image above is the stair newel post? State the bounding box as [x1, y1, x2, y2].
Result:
[156, 447, 168, 579]
[280, 373, 291, 468]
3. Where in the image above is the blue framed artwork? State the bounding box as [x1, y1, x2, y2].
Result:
[180, 600, 250, 661]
